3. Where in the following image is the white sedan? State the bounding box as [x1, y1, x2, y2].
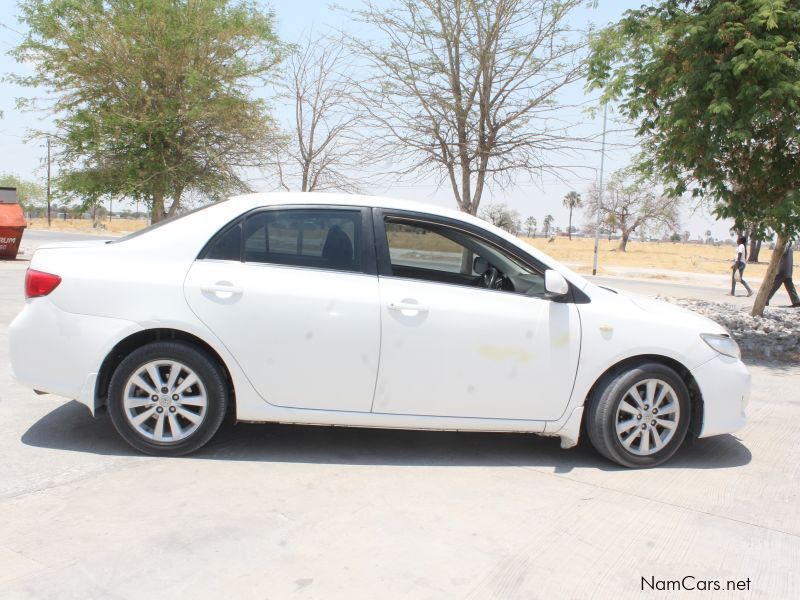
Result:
[9, 193, 749, 467]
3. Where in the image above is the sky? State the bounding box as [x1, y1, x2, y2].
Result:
[0, 0, 733, 240]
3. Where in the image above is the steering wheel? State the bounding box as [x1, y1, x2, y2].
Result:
[479, 266, 503, 290]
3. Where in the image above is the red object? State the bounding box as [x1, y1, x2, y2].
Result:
[25, 269, 62, 299]
[0, 203, 27, 260]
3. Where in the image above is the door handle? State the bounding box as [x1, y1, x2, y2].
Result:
[201, 283, 243, 296]
[388, 302, 429, 313]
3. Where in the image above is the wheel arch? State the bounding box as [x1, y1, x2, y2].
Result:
[94, 328, 235, 415]
[582, 354, 704, 437]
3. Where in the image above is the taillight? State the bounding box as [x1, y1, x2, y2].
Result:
[25, 269, 62, 299]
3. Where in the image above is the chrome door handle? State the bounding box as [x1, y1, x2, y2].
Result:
[388, 302, 429, 313]
[201, 283, 243, 295]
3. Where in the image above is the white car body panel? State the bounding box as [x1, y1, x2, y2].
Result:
[184, 260, 381, 413]
[373, 276, 580, 421]
[8, 192, 750, 449]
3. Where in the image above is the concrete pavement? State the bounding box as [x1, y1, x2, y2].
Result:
[1, 260, 798, 599]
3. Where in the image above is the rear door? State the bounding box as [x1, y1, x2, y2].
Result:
[184, 206, 380, 412]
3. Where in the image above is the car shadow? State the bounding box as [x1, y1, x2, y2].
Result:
[21, 400, 752, 472]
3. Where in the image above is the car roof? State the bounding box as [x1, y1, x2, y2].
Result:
[230, 191, 479, 224]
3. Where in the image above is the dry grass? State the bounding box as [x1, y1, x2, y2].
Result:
[27, 218, 150, 235]
[522, 236, 781, 279]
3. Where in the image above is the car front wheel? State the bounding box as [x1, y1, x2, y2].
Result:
[107, 341, 229, 456]
[586, 362, 691, 468]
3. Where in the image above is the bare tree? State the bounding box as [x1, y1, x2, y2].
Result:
[479, 202, 520, 234]
[272, 35, 373, 192]
[562, 190, 582, 240]
[584, 168, 681, 252]
[347, 0, 589, 215]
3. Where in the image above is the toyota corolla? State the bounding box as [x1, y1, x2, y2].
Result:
[8, 193, 750, 467]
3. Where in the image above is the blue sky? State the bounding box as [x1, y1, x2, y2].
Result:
[0, 0, 731, 238]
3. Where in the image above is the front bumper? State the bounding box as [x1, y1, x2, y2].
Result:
[690, 355, 750, 438]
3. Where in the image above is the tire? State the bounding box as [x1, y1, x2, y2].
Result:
[107, 341, 229, 456]
[586, 362, 691, 468]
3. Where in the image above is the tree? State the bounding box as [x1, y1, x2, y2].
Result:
[273, 35, 374, 192]
[12, 0, 283, 223]
[479, 202, 520, 234]
[543, 214, 554, 238]
[584, 168, 680, 252]
[348, 0, 589, 216]
[524, 216, 537, 238]
[587, 0, 800, 315]
[562, 191, 582, 240]
[0, 174, 45, 214]
[670, 232, 681, 243]
[704, 230, 713, 244]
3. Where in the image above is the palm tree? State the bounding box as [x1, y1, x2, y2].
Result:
[562, 191, 582, 240]
[543, 214, 554, 237]
[524, 216, 537, 237]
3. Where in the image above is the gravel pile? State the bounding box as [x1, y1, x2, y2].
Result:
[657, 296, 800, 362]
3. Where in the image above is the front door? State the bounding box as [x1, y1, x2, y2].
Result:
[371, 213, 581, 421]
[184, 206, 380, 413]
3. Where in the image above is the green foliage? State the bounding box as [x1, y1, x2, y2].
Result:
[0, 173, 45, 212]
[11, 0, 283, 221]
[587, 0, 800, 238]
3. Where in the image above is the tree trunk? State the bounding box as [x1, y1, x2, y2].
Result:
[748, 239, 762, 263]
[151, 190, 166, 224]
[751, 235, 787, 317]
[568, 208, 573, 240]
[618, 231, 629, 252]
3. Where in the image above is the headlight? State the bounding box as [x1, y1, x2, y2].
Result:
[700, 333, 741, 359]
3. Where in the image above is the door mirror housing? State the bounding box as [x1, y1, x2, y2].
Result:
[544, 269, 569, 298]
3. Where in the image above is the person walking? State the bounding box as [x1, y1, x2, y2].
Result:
[729, 235, 753, 297]
[766, 240, 800, 307]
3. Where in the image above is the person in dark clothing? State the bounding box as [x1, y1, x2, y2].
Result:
[766, 240, 800, 307]
[729, 235, 753, 297]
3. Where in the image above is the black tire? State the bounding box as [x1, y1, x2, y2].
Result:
[107, 341, 229, 456]
[586, 362, 691, 468]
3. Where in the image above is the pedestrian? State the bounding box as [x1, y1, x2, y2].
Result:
[766, 239, 800, 307]
[729, 235, 753, 297]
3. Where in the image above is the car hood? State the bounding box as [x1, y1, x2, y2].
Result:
[620, 290, 728, 335]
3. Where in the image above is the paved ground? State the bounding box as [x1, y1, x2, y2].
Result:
[1, 259, 798, 599]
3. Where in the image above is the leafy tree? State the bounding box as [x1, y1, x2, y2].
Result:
[543, 214, 555, 238]
[348, 0, 589, 216]
[670, 232, 681, 243]
[524, 216, 537, 238]
[479, 202, 520, 234]
[562, 191, 582, 240]
[11, 0, 283, 223]
[587, 0, 800, 315]
[0, 174, 45, 213]
[584, 168, 681, 252]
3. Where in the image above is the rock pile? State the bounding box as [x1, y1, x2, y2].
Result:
[658, 296, 800, 362]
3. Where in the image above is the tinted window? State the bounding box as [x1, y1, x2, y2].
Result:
[243, 209, 362, 272]
[206, 222, 242, 261]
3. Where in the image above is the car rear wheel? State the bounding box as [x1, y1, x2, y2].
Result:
[586, 362, 691, 468]
[108, 341, 228, 456]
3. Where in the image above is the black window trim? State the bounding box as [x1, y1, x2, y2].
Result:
[372, 207, 589, 303]
[198, 204, 377, 276]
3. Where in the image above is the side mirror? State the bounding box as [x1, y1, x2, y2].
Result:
[473, 256, 489, 274]
[544, 269, 569, 298]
